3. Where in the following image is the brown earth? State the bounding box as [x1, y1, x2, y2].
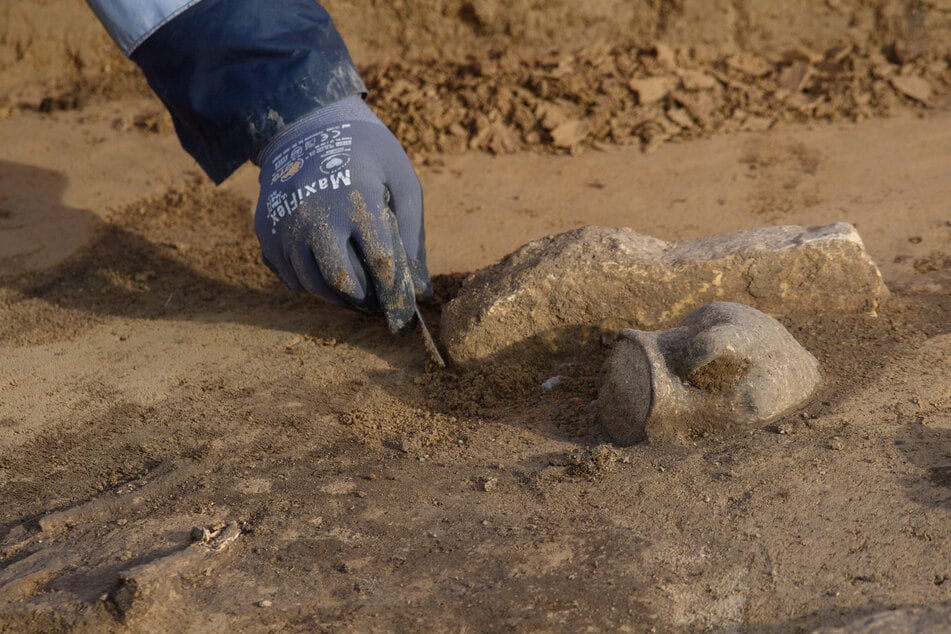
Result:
[1, 1, 950, 632]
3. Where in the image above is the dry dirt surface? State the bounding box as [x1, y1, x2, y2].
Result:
[1, 1, 950, 632]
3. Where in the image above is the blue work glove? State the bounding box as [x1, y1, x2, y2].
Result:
[254, 95, 432, 333]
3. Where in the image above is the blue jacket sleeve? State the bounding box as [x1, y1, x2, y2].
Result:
[126, 0, 367, 184]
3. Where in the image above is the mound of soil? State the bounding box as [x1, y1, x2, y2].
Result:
[366, 42, 950, 159]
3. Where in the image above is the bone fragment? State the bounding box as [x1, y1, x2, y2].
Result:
[442, 223, 886, 367]
[108, 522, 241, 619]
[597, 302, 821, 444]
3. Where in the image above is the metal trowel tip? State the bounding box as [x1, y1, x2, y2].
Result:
[415, 305, 446, 368]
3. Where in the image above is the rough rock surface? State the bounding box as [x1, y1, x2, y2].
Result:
[597, 302, 821, 444]
[812, 604, 951, 633]
[441, 222, 886, 366]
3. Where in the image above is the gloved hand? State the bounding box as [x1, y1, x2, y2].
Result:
[254, 95, 432, 333]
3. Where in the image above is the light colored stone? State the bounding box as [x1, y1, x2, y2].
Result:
[441, 223, 887, 367]
[628, 76, 677, 104]
[550, 119, 587, 148]
[677, 69, 720, 91]
[889, 75, 933, 103]
[725, 52, 773, 77]
[597, 302, 821, 444]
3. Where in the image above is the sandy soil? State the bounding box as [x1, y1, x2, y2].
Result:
[1, 1, 950, 632]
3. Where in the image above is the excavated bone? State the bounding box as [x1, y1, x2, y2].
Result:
[597, 302, 821, 444]
[441, 222, 886, 367]
[108, 522, 241, 619]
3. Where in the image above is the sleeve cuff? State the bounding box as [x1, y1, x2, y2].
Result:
[128, 0, 367, 184]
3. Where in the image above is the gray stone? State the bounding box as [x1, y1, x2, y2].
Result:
[441, 222, 886, 367]
[597, 302, 821, 444]
[812, 604, 951, 633]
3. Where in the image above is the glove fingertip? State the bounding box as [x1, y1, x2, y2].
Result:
[385, 305, 417, 335]
[381, 275, 418, 334]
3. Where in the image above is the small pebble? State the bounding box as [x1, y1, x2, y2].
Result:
[256, 599, 272, 608]
[541, 376, 562, 391]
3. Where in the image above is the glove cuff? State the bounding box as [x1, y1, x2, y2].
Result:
[255, 95, 383, 166]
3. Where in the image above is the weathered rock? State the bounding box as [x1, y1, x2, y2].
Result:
[441, 222, 886, 367]
[889, 75, 933, 104]
[812, 604, 951, 633]
[597, 302, 821, 444]
[628, 76, 677, 104]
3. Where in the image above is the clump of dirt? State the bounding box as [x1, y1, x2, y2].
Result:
[551, 444, 624, 481]
[685, 356, 751, 392]
[7, 0, 944, 109]
[365, 43, 950, 160]
[4, 12, 949, 162]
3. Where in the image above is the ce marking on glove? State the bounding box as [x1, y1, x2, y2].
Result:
[303, 124, 353, 156]
[307, 124, 348, 147]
